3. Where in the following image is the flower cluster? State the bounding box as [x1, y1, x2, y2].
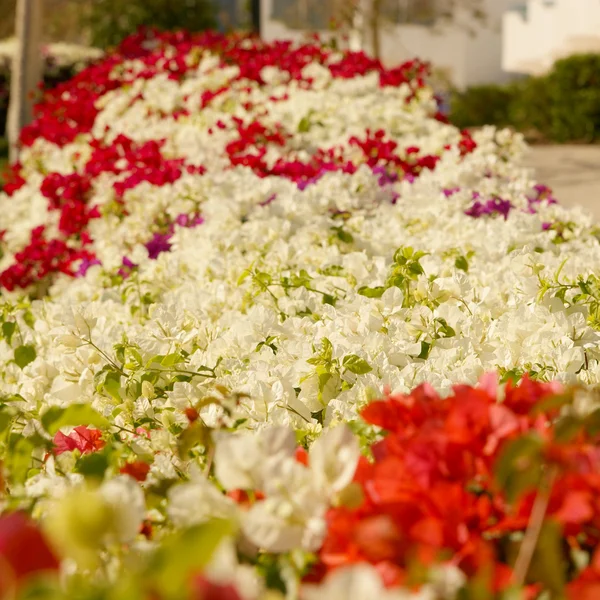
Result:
[1, 29, 600, 600]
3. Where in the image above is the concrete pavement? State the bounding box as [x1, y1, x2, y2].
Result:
[524, 145, 600, 220]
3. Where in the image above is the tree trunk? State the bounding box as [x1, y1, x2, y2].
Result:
[251, 0, 261, 34]
[7, 0, 44, 163]
[369, 0, 383, 59]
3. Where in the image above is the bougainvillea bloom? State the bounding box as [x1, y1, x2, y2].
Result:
[53, 427, 105, 456]
[0, 26, 599, 600]
[0, 512, 60, 594]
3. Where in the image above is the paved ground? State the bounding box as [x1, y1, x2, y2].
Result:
[524, 145, 600, 220]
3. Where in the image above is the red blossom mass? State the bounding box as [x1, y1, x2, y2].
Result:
[312, 375, 600, 597]
[0, 512, 60, 595]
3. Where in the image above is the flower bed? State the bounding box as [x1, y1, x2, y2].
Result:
[1, 30, 600, 599]
[0, 39, 104, 139]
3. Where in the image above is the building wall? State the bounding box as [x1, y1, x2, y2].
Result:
[503, 0, 600, 75]
[261, 0, 514, 89]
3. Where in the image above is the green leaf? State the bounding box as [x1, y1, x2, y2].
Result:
[254, 271, 272, 288]
[530, 391, 574, 416]
[0, 407, 15, 434]
[177, 421, 209, 458]
[585, 408, 600, 436]
[333, 227, 353, 244]
[1, 322, 16, 344]
[23, 310, 35, 329]
[14, 345, 36, 369]
[237, 269, 251, 285]
[9, 436, 35, 484]
[408, 261, 424, 276]
[342, 354, 373, 375]
[494, 434, 544, 502]
[102, 370, 122, 402]
[146, 355, 166, 368]
[417, 341, 431, 360]
[320, 265, 344, 277]
[290, 270, 312, 289]
[161, 353, 184, 367]
[455, 255, 469, 272]
[524, 520, 566, 595]
[435, 318, 456, 338]
[554, 414, 582, 443]
[394, 246, 412, 263]
[320, 338, 333, 362]
[321, 293, 336, 306]
[499, 367, 525, 385]
[578, 280, 591, 295]
[75, 449, 110, 479]
[150, 520, 234, 597]
[42, 404, 110, 435]
[316, 366, 333, 394]
[357, 286, 386, 298]
[297, 115, 311, 133]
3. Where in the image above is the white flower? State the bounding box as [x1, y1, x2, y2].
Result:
[309, 424, 360, 495]
[214, 426, 296, 491]
[302, 565, 428, 600]
[100, 475, 146, 543]
[167, 477, 237, 527]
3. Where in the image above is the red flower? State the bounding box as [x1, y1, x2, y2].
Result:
[314, 375, 585, 595]
[190, 575, 242, 600]
[120, 461, 151, 482]
[53, 426, 105, 456]
[295, 446, 309, 466]
[0, 512, 59, 595]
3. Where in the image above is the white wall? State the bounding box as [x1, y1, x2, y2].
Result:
[503, 0, 600, 75]
[261, 0, 514, 89]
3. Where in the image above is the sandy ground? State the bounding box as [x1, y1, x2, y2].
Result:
[524, 145, 600, 220]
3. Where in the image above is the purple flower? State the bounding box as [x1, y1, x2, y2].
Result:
[175, 214, 189, 227]
[465, 197, 513, 220]
[527, 184, 558, 211]
[75, 257, 101, 277]
[174, 213, 204, 228]
[122, 256, 137, 269]
[372, 166, 399, 187]
[464, 201, 486, 218]
[145, 232, 173, 259]
[117, 256, 138, 278]
[443, 187, 460, 198]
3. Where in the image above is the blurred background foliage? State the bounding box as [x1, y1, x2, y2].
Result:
[0, 0, 249, 48]
[82, 0, 218, 49]
[451, 54, 600, 143]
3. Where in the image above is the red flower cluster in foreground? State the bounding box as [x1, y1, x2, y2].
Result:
[316, 375, 600, 598]
[0, 512, 59, 596]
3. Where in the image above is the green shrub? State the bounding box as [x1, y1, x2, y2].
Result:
[449, 84, 516, 130]
[83, 0, 218, 50]
[544, 54, 600, 142]
[450, 53, 600, 143]
[507, 75, 554, 140]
